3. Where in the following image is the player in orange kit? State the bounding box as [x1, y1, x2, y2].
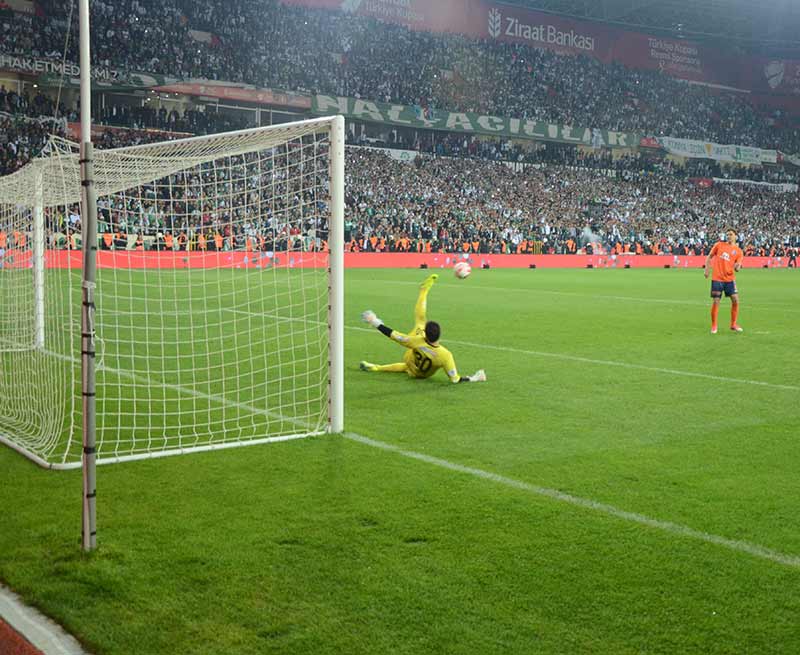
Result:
[704, 228, 744, 334]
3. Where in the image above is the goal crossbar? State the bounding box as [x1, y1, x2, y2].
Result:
[0, 117, 341, 208]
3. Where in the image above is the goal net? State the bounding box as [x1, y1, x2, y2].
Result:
[0, 116, 344, 469]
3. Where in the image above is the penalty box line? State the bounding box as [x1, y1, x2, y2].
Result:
[374, 278, 800, 313]
[444, 336, 800, 392]
[40, 347, 800, 569]
[226, 308, 800, 392]
[344, 324, 800, 392]
[344, 432, 800, 571]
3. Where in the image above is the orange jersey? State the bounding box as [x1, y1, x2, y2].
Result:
[709, 242, 743, 282]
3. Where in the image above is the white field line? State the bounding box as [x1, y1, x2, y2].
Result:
[343, 432, 800, 570]
[45, 349, 312, 431]
[51, 309, 800, 398]
[0, 584, 89, 655]
[227, 308, 800, 392]
[442, 337, 800, 392]
[41, 343, 800, 569]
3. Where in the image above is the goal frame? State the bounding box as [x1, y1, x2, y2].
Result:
[0, 114, 346, 471]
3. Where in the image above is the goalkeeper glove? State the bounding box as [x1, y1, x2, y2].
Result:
[361, 310, 383, 328]
[468, 369, 487, 382]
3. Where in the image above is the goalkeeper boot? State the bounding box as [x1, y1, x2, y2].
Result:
[420, 274, 439, 291]
[360, 361, 378, 372]
[470, 369, 487, 382]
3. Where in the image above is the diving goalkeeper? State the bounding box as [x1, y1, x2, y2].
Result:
[359, 274, 486, 383]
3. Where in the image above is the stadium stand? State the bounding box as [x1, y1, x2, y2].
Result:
[0, 0, 798, 256]
[3, 139, 796, 256]
[2, 0, 800, 150]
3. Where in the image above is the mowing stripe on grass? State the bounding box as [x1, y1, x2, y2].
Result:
[227, 308, 800, 392]
[39, 348, 800, 570]
[50, 306, 800, 403]
[344, 323, 800, 392]
[443, 337, 800, 392]
[374, 278, 800, 312]
[467, 285, 800, 312]
[343, 432, 800, 571]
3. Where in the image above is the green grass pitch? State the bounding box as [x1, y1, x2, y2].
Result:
[1, 267, 799, 654]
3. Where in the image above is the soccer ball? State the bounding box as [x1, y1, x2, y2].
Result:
[453, 261, 472, 279]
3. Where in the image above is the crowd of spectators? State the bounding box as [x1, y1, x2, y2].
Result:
[5, 145, 795, 257]
[4, 0, 800, 152]
[350, 131, 800, 184]
[4, 83, 798, 188]
[675, 158, 799, 184]
[32, 137, 332, 253]
[97, 103, 250, 134]
[5, 80, 797, 188]
[0, 95, 798, 256]
[0, 92, 185, 175]
[0, 113, 59, 175]
[0, 86, 61, 118]
[342, 150, 800, 256]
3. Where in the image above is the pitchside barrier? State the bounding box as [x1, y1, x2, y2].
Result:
[2, 251, 790, 270]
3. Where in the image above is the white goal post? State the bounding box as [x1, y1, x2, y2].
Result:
[0, 115, 345, 469]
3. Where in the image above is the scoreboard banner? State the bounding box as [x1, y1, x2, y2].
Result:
[313, 94, 639, 148]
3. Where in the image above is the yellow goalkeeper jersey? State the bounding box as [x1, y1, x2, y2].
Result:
[389, 330, 461, 382]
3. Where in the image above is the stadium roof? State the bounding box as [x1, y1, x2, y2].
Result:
[506, 0, 800, 55]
